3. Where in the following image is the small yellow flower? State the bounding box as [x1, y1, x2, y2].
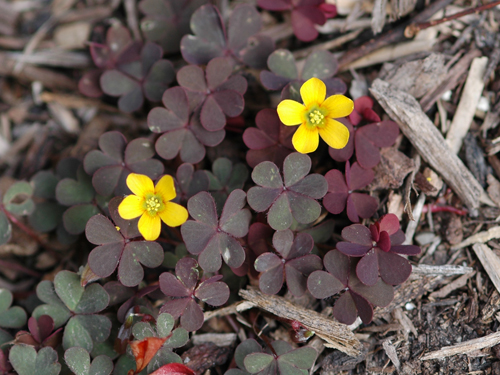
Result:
[118, 173, 188, 241]
[277, 77, 354, 154]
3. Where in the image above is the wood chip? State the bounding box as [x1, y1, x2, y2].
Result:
[239, 288, 362, 356]
[382, 340, 401, 372]
[412, 264, 474, 276]
[446, 56, 488, 154]
[191, 333, 237, 347]
[472, 243, 500, 295]
[428, 271, 475, 300]
[370, 79, 486, 216]
[451, 227, 500, 250]
[421, 331, 500, 360]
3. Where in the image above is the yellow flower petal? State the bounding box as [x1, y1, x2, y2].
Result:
[159, 202, 188, 227]
[118, 195, 144, 220]
[138, 213, 161, 241]
[318, 118, 350, 149]
[300, 77, 326, 107]
[292, 124, 319, 154]
[320, 94, 354, 118]
[126, 173, 155, 198]
[155, 175, 176, 203]
[277, 100, 305, 126]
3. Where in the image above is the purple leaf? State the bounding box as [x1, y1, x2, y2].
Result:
[195, 280, 229, 306]
[181, 299, 204, 331]
[341, 224, 372, 246]
[161, 298, 190, 320]
[88, 242, 123, 278]
[219, 190, 251, 237]
[176, 257, 199, 291]
[349, 291, 373, 324]
[377, 251, 412, 285]
[356, 249, 379, 286]
[159, 272, 191, 298]
[333, 292, 357, 325]
[323, 250, 349, 284]
[307, 270, 344, 299]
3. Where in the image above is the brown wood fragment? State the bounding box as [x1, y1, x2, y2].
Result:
[472, 243, 500, 295]
[451, 227, 500, 250]
[428, 271, 475, 300]
[337, 0, 453, 69]
[239, 288, 362, 356]
[419, 49, 481, 112]
[370, 79, 485, 216]
[421, 331, 500, 360]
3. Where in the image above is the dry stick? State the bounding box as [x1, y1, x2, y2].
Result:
[419, 49, 481, 112]
[293, 29, 363, 59]
[370, 79, 485, 216]
[446, 56, 489, 154]
[405, 0, 500, 38]
[239, 288, 362, 357]
[451, 226, 500, 250]
[337, 0, 453, 70]
[472, 243, 500, 295]
[421, 331, 500, 360]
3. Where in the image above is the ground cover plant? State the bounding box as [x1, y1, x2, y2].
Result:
[4, 0, 500, 373]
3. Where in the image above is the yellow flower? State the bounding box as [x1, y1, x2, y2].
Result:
[118, 173, 188, 241]
[277, 77, 353, 154]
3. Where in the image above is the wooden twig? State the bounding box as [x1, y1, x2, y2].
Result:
[446, 56, 488, 154]
[472, 243, 500, 295]
[238, 288, 362, 357]
[405, 0, 500, 38]
[338, 0, 453, 70]
[421, 331, 500, 360]
[412, 264, 474, 276]
[293, 29, 363, 59]
[428, 271, 475, 299]
[419, 49, 482, 112]
[370, 79, 485, 216]
[451, 226, 500, 250]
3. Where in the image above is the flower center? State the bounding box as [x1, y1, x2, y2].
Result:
[144, 194, 164, 216]
[305, 106, 327, 128]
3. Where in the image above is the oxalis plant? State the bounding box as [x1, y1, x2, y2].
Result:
[0, 1, 423, 374]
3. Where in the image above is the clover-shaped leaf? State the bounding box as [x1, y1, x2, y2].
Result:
[131, 312, 188, 349]
[0, 289, 26, 328]
[84, 131, 164, 196]
[100, 42, 175, 112]
[149, 87, 225, 163]
[243, 340, 316, 375]
[181, 190, 251, 272]
[139, 0, 207, 54]
[176, 163, 210, 201]
[307, 250, 394, 324]
[9, 345, 61, 375]
[243, 109, 295, 169]
[181, 4, 274, 69]
[336, 214, 420, 286]
[64, 347, 113, 375]
[0, 211, 10, 247]
[206, 157, 248, 213]
[329, 120, 400, 169]
[177, 57, 247, 132]
[3, 181, 35, 216]
[261, 49, 346, 101]
[160, 257, 229, 331]
[33, 271, 111, 352]
[14, 315, 62, 349]
[348, 96, 381, 126]
[255, 230, 322, 296]
[87, 198, 164, 287]
[225, 339, 262, 375]
[323, 161, 378, 222]
[247, 153, 327, 230]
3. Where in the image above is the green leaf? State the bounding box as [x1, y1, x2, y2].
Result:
[100, 70, 138, 96]
[63, 315, 111, 352]
[163, 327, 189, 349]
[243, 353, 274, 373]
[268, 49, 297, 79]
[156, 313, 174, 338]
[10, 345, 61, 375]
[132, 322, 156, 340]
[301, 50, 338, 81]
[32, 304, 71, 329]
[267, 194, 292, 231]
[146, 347, 182, 374]
[3, 181, 35, 216]
[64, 347, 90, 375]
[31, 171, 59, 199]
[279, 347, 317, 369]
[63, 204, 100, 235]
[251, 161, 282, 189]
[54, 271, 84, 311]
[56, 169, 94, 206]
[0, 211, 11, 245]
[89, 355, 114, 375]
[74, 283, 110, 314]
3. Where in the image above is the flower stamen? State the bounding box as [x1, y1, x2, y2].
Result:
[308, 109, 324, 125]
[145, 196, 162, 215]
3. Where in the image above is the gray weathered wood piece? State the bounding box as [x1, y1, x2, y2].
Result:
[370, 79, 484, 215]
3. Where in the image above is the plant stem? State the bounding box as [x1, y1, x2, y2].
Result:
[405, 0, 500, 37]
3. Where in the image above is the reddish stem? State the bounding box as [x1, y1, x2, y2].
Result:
[1, 205, 49, 249]
[421, 204, 468, 216]
[405, 0, 500, 37]
[0, 259, 41, 278]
